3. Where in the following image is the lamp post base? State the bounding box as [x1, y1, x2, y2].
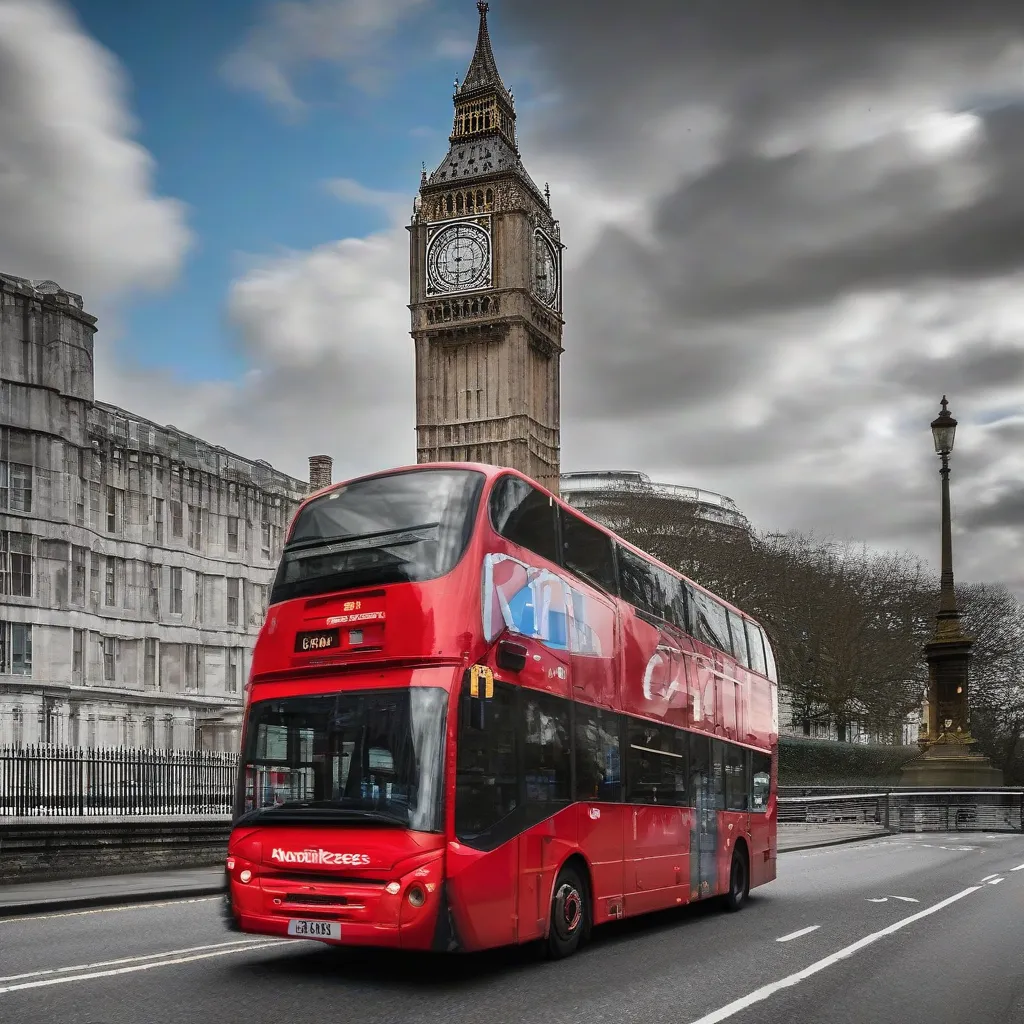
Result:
[900, 742, 1003, 787]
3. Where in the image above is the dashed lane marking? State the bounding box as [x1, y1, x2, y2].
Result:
[776, 926, 820, 943]
[0, 941, 288, 995]
[1011, 864, 1024, 872]
[686, 886, 982, 1024]
[0, 939, 267, 983]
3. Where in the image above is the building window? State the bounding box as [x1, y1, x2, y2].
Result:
[195, 572, 204, 624]
[154, 498, 164, 545]
[0, 532, 33, 597]
[0, 622, 33, 675]
[12, 706, 23, 746]
[69, 709, 80, 748]
[104, 557, 117, 606]
[72, 628, 84, 681]
[171, 500, 183, 538]
[72, 546, 87, 604]
[261, 521, 271, 560]
[227, 648, 240, 693]
[148, 564, 160, 616]
[163, 715, 174, 750]
[0, 426, 34, 512]
[188, 505, 202, 549]
[106, 486, 117, 532]
[185, 644, 203, 692]
[226, 577, 239, 626]
[75, 479, 85, 525]
[170, 567, 183, 614]
[102, 636, 116, 681]
[143, 715, 155, 749]
[144, 637, 157, 689]
[227, 516, 239, 553]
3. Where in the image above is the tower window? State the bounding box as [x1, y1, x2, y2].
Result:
[446, 195, 453, 214]
[477, 189, 484, 209]
[486, 188, 494, 207]
[456, 193, 464, 213]
[467, 191, 474, 212]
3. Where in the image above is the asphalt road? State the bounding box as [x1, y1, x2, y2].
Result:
[3, 832, 1024, 1024]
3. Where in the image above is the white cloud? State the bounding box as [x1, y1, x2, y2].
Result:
[324, 177, 409, 224]
[0, 0, 191, 300]
[221, 0, 427, 114]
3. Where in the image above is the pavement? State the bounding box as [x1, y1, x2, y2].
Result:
[3, 831, 1024, 1023]
[0, 822, 887, 917]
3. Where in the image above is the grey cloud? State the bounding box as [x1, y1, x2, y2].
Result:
[964, 487, 1024, 530]
[885, 340, 1024, 393]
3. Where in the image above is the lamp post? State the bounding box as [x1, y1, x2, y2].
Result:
[902, 396, 1002, 785]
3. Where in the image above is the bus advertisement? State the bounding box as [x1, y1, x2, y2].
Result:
[222, 464, 778, 958]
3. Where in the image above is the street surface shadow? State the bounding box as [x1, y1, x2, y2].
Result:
[227, 893, 763, 989]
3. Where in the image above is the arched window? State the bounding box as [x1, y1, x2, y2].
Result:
[456, 193, 464, 213]
[481, 296, 490, 314]
[485, 188, 494, 207]
[476, 189, 484, 208]
[466, 191, 474, 212]
[445, 195, 453, 215]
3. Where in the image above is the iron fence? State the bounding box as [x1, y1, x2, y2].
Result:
[0, 744, 239, 818]
[779, 789, 1024, 833]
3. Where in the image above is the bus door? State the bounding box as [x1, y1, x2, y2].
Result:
[688, 733, 718, 898]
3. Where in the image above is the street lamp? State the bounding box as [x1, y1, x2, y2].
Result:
[902, 397, 1001, 785]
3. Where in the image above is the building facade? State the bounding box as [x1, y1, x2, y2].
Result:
[410, 1, 564, 494]
[0, 273, 316, 752]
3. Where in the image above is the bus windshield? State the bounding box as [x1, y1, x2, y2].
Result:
[271, 468, 484, 605]
[235, 687, 447, 833]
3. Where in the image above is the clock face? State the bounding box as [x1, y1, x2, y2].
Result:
[426, 221, 491, 294]
[534, 230, 559, 308]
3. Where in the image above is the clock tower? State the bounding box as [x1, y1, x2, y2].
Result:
[409, 1, 564, 494]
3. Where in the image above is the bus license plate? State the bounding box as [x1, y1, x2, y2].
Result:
[287, 919, 341, 940]
[294, 628, 340, 653]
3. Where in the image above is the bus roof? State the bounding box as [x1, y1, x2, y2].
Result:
[290, 461, 764, 629]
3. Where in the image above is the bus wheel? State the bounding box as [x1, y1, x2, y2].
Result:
[723, 846, 749, 912]
[547, 863, 588, 959]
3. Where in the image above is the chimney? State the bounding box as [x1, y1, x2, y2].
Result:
[308, 455, 333, 492]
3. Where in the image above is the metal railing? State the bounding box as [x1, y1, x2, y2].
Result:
[0, 744, 239, 818]
[779, 789, 1024, 833]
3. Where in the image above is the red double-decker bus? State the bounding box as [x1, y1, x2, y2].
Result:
[223, 463, 779, 957]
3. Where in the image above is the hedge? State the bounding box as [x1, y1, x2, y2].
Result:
[779, 735, 921, 786]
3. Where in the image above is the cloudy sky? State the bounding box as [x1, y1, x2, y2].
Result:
[1, 0, 1022, 597]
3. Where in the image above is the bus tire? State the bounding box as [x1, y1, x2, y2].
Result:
[547, 863, 589, 959]
[723, 845, 749, 912]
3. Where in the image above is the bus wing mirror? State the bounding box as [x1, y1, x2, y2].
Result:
[496, 639, 527, 673]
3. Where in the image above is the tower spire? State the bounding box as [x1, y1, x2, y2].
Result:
[459, 2, 512, 106]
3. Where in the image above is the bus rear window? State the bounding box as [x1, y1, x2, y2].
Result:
[271, 468, 484, 605]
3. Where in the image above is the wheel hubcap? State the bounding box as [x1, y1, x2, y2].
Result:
[555, 883, 582, 938]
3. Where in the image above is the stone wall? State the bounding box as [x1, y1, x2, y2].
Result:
[0, 817, 231, 883]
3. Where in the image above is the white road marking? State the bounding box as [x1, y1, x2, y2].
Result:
[775, 926, 820, 943]
[0, 939, 265, 983]
[0, 941, 287, 995]
[981, 874, 1000, 882]
[1011, 864, 1024, 872]
[888, 896, 919, 903]
[0, 896, 220, 925]
[866, 898, 888, 903]
[987, 877, 1004, 885]
[686, 886, 981, 1024]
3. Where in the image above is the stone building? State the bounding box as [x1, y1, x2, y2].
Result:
[410, 1, 564, 494]
[0, 273, 316, 752]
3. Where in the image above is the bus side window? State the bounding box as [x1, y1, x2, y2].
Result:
[560, 507, 617, 594]
[751, 752, 771, 811]
[574, 704, 622, 802]
[488, 475, 559, 564]
[745, 621, 768, 677]
[762, 632, 779, 683]
[455, 678, 520, 850]
[727, 611, 750, 669]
